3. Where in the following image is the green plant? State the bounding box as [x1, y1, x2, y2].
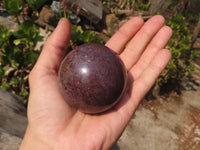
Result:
[1, 0, 103, 103]
[158, 15, 198, 85]
[129, 0, 135, 6]
[3, 0, 23, 24]
[167, 0, 179, 9]
[135, 0, 151, 11]
[57, 0, 103, 50]
[70, 25, 103, 50]
[26, 0, 48, 10]
[0, 21, 43, 103]
[3, 0, 22, 16]
[54, 10, 103, 51]
[137, 3, 149, 11]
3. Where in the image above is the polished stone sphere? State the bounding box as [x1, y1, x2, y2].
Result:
[59, 43, 127, 114]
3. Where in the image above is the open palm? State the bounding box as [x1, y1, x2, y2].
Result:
[20, 15, 172, 150]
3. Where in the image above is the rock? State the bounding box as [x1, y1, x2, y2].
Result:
[66, 0, 103, 24]
[0, 130, 22, 150]
[149, 0, 171, 14]
[0, 89, 27, 150]
[104, 14, 128, 36]
[51, 0, 63, 13]
[117, 108, 179, 150]
[105, 14, 118, 28]
[34, 27, 52, 52]
[0, 13, 20, 31]
[39, 5, 56, 24]
[105, 14, 119, 36]
[101, 13, 129, 40]
[116, 67, 200, 149]
[35, 5, 56, 31]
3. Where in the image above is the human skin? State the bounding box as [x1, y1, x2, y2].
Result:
[19, 15, 172, 150]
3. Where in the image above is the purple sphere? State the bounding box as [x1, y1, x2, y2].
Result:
[59, 43, 127, 114]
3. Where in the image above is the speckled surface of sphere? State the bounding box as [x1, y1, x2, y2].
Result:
[59, 43, 127, 114]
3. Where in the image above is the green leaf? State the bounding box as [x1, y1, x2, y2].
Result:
[1, 82, 11, 91]
[0, 25, 8, 37]
[185, 60, 191, 66]
[191, 50, 198, 58]
[167, 62, 176, 70]
[14, 39, 23, 45]
[157, 77, 164, 83]
[171, 48, 181, 58]
[20, 89, 28, 98]
[34, 35, 43, 42]
[24, 50, 38, 65]
[0, 67, 5, 78]
[180, 44, 188, 51]
[26, 0, 48, 10]
[11, 60, 20, 69]
[0, 25, 10, 47]
[167, 39, 175, 48]
[169, 70, 179, 78]
[3, 0, 9, 10]
[6, 0, 22, 16]
[11, 77, 20, 85]
[188, 65, 196, 72]
[13, 47, 23, 62]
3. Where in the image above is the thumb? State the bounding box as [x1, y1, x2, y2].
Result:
[35, 18, 71, 72]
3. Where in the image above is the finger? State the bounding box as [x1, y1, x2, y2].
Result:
[98, 49, 171, 139]
[130, 49, 171, 108]
[105, 17, 144, 54]
[36, 18, 71, 72]
[120, 15, 165, 70]
[113, 49, 171, 120]
[130, 25, 172, 79]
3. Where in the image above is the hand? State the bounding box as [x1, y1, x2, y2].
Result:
[20, 15, 172, 150]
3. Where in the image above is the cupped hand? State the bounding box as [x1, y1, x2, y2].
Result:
[20, 15, 172, 150]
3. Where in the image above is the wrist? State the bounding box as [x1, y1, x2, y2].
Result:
[19, 126, 54, 150]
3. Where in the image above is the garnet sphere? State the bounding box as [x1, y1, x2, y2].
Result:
[59, 43, 127, 114]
